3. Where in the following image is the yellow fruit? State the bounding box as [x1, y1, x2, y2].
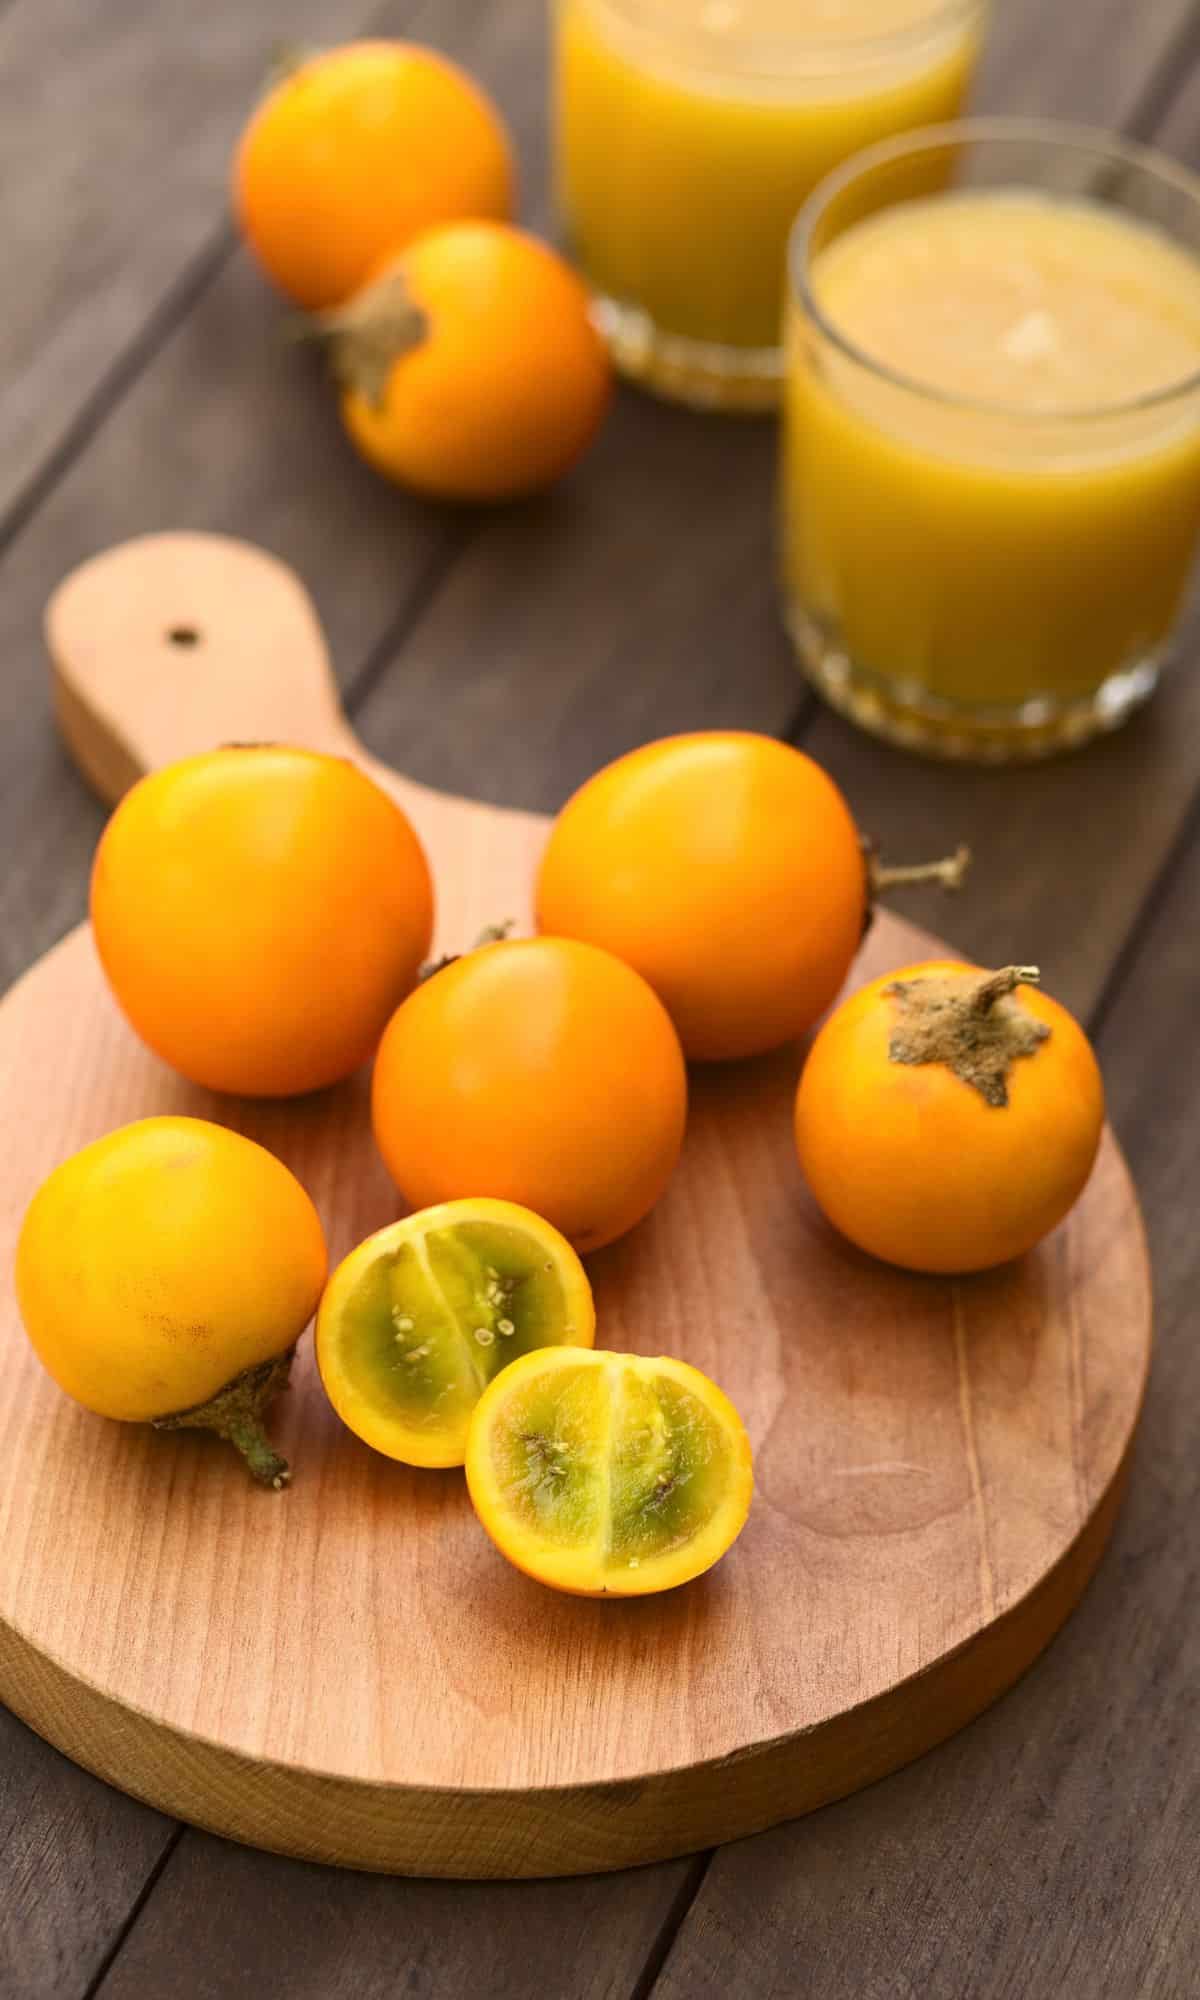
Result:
[316, 1198, 595, 1468]
[16, 1117, 327, 1486]
[465, 1347, 754, 1595]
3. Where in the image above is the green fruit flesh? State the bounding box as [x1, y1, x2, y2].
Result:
[608, 1372, 730, 1562]
[492, 1360, 737, 1569]
[338, 1221, 580, 1437]
[493, 1362, 609, 1546]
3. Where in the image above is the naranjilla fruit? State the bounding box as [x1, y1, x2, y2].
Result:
[371, 937, 687, 1252]
[536, 732, 868, 1061]
[315, 223, 611, 500]
[316, 1198, 595, 1468]
[16, 1117, 327, 1486]
[465, 1347, 754, 1596]
[91, 746, 433, 1097]
[234, 40, 515, 308]
[795, 961, 1105, 1273]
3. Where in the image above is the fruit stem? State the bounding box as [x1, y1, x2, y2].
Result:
[152, 1350, 295, 1490]
[974, 965, 1041, 1013]
[867, 843, 971, 894]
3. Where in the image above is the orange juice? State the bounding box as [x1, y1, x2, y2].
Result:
[784, 147, 1200, 758]
[553, 0, 987, 408]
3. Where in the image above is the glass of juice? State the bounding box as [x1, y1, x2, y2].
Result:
[783, 120, 1200, 759]
[552, 0, 989, 411]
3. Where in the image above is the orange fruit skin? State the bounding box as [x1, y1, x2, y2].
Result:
[233, 41, 515, 309]
[91, 747, 434, 1098]
[536, 732, 867, 1062]
[340, 224, 611, 500]
[371, 937, 687, 1251]
[794, 961, 1106, 1274]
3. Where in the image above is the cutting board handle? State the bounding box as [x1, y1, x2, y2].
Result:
[46, 533, 357, 805]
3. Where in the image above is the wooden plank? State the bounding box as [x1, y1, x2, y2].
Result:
[0, 5, 462, 1980]
[972, 0, 1198, 121]
[0, 555, 1150, 1878]
[0, 229, 463, 982]
[0, 0, 539, 990]
[0, 4, 1194, 2000]
[92, 1834, 701, 2000]
[0, 1709, 174, 2000]
[352, 397, 796, 811]
[257, 0, 799, 815]
[649, 828, 1200, 2000]
[0, 0, 392, 529]
[1146, 16, 1200, 150]
[9, 0, 1188, 973]
[0, 5, 725, 1996]
[648, 12, 1200, 1992]
[0, 3, 564, 1989]
[0, 0, 567, 542]
[791, 697, 1200, 1023]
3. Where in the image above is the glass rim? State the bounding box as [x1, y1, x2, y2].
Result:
[789, 116, 1200, 422]
[572, 0, 986, 79]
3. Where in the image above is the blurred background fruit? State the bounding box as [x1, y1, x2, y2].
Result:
[321, 223, 611, 500]
[233, 40, 515, 308]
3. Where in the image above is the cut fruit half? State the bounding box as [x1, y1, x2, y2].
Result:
[316, 1198, 595, 1467]
[465, 1348, 754, 1596]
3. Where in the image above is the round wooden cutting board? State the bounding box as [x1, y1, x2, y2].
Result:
[0, 536, 1151, 1878]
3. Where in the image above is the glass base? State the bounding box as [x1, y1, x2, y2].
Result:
[787, 605, 1163, 762]
[591, 293, 781, 413]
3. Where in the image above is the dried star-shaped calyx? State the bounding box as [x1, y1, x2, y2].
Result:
[884, 965, 1050, 1108]
[307, 267, 431, 410]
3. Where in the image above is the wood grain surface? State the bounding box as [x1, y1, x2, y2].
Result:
[0, 0, 474, 531]
[650, 894, 1200, 1995]
[0, 534, 1149, 1879]
[2, 0, 1199, 1990]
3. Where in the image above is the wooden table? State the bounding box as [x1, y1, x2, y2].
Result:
[2, 3, 1198, 1994]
